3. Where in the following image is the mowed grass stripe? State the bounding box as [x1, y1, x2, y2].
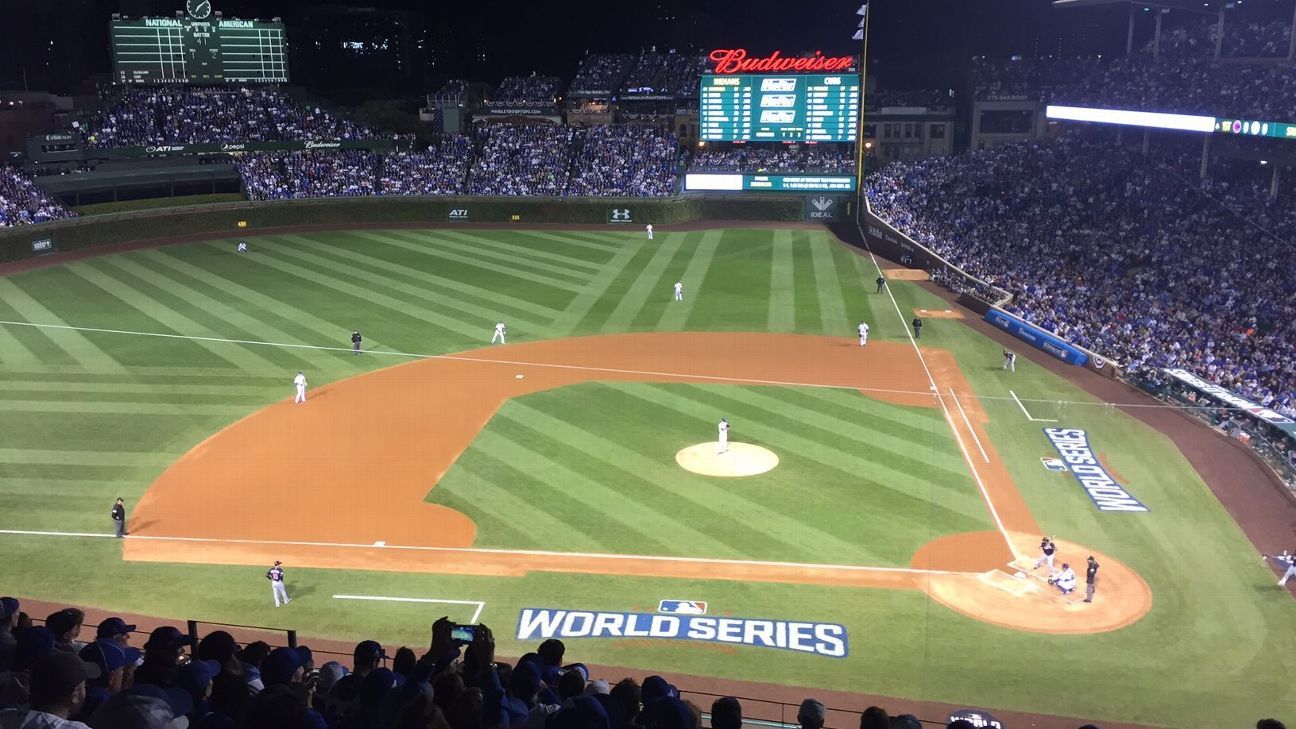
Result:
[429, 467, 607, 552]
[356, 231, 585, 293]
[600, 233, 688, 332]
[220, 240, 480, 343]
[620, 384, 986, 527]
[808, 232, 850, 334]
[435, 230, 606, 273]
[785, 386, 948, 436]
[275, 235, 550, 331]
[97, 256, 319, 370]
[0, 449, 184, 465]
[287, 235, 563, 320]
[0, 477, 139, 498]
[551, 239, 646, 334]
[500, 396, 863, 561]
[656, 230, 722, 331]
[0, 278, 128, 373]
[143, 247, 393, 353]
[63, 261, 286, 373]
[458, 429, 725, 555]
[514, 231, 621, 255]
[768, 229, 796, 332]
[0, 400, 251, 416]
[415, 230, 598, 280]
[0, 380, 279, 397]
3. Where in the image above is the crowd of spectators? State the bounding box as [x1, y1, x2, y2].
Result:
[690, 146, 854, 174]
[83, 87, 385, 149]
[569, 55, 635, 94]
[492, 76, 562, 107]
[621, 53, 708, 98]
[866, 132, 1296, 413]
[379, 140, 474, 196]
[867, 90, 953, 110]
[466, 124, 574, 196]
[2, 600, 1184, 729]
[567, 126, 680, 197]
[0, 167, 75, 227]
[237, 151, 379, 201]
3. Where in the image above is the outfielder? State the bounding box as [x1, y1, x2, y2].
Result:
[1264, 551, 1296, 586]
[293, 371, 308, 404]
[717, 418, 729, 455]
[491, 321, 506, 344]
[673, 281, 684, 302]
[1003, 349, 1017, 372]
[267, 561, 291, 607]
[857, 321, 870, 347]
[1034, 536, 1057, 574]
[236, 241, 248, 253]
[646, 224, 654, 240]
[1050, 562, 1077, 595]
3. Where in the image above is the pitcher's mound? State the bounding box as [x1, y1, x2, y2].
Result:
[675, 443, 779, 477]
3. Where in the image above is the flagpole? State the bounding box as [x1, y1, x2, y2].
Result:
[854, 3, 870, 194]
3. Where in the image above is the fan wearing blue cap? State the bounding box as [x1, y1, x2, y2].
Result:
[133, 626, 193, 687]
[95, 618, 137, 648]
[0, 651, 101, 729]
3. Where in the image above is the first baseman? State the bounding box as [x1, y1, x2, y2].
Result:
[673, 281, 684, 302]
[492, 321, 506, 344]
[857, 321, 870, 347]
[717, 418, 729, 455]
[267, 561, 291, 607]
[1034, 536, 1057, 574]
[1264, 551, 1296, 586]
[293, 371, 308, 404]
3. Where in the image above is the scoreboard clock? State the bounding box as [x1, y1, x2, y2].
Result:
[110, 1, 288, 84]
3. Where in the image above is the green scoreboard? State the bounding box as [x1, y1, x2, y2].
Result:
[700, 74, 860, 142]
[110, 16, 289, 84]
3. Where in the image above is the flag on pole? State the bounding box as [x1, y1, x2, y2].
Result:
[857, 4, 868, 16]
[852, 29, 864, 40]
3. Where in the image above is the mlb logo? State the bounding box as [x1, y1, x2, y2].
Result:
[1040, 457, 1068, 473]
[658, 600, 707, 615]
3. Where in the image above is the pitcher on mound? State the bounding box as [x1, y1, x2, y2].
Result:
[717, 418, 729, 454]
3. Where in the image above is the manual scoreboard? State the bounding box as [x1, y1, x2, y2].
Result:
[700, 74, 860, 142]
[110, 17, 289, 84]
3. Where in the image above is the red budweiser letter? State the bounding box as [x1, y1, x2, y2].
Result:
[709, 48, 855, 74]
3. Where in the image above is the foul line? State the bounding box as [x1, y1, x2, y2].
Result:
[0, 528, 964, 577]
[949, 388, 989, 463]
[1010, 390, 1059, 423]
[333, 594, 485, 623]
[854, 215, 1021, 561]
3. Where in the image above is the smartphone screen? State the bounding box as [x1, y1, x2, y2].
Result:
[451, 625, 476, 643]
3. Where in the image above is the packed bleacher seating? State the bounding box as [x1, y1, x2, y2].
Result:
[866, 132, 1296, 414]
[690, 146, 855, 174]
[466, 124, 574, 196]
[378, 140, 473, 196]
[569, 54, 635, 94]
[237, 151, 380, 201]
[566, 126, 680, 196]
[83, 87, 387, 149]
[492, 75, 562, 106]
[621, 53, 708, 98]
[0, 167, 75, 227]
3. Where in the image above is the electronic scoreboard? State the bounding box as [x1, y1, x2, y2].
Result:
[700, 74, 860, 142]
[110, 1, 288, 84]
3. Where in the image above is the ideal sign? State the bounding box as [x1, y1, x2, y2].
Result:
[708, 49, 855, 74]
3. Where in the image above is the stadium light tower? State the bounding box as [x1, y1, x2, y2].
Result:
[854, 3, 870, 192]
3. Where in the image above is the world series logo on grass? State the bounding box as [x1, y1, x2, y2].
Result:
[1043, 428, 1148, 512]
[516, 608, 848, 658]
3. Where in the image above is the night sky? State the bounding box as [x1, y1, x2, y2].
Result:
[0, 0, 1287, 95]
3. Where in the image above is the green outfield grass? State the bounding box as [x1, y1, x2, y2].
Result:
[0, 227, 1293, 727]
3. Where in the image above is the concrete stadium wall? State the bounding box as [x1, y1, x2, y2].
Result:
[0, 195, 805, 264]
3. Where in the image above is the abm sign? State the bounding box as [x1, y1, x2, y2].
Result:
[1043, 428, 1148, 512]
[516, 608, 847, 658]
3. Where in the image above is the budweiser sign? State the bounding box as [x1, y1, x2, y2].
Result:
[708, 49, 855, 74]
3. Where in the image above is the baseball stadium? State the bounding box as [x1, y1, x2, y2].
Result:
[1, 1, 1295, 728]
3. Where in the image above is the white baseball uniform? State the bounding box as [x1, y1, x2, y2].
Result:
[646, 224, 654, 240]
[858, 322, 870, 347]
[491, 322, 506, 344]
[293, 373, 307, 404]
[1003, 351, 1017, 372]
[1269, 553, 1296, 586]
[717, 420, 729, 454]
[237, 241, 248, 253]
[1054, 566, 1077, 594]
[673, 281, 683, 301]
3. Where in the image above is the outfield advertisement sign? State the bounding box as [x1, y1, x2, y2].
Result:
[447, 208, 470, 221]
[684, 173, 856, 193]
[516, 608, 848, 658]
[1162, 368, 1296, 437]
[985, 309, 1088, 366]
[103, 139, 399, 159]
[607, 208, 635, 223]
[1043, 429, 1149, 513]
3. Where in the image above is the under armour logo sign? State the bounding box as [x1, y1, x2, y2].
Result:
[611, 209, 631, 220]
